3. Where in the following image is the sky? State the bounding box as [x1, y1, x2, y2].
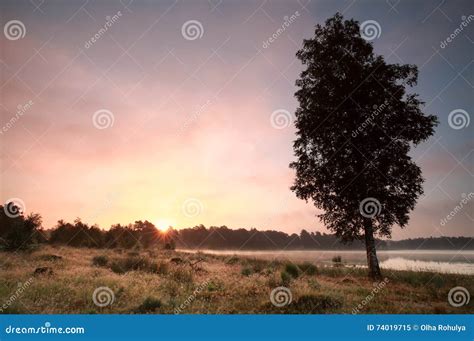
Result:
[0, 0, 472, 239]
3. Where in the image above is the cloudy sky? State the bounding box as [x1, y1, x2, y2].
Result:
[1, 0, 472, 239]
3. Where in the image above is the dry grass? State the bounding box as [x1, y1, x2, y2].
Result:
[0, 246, 472, 314]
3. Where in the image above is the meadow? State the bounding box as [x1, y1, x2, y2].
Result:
[0, 246, 472, 314]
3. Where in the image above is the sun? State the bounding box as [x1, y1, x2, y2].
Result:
[154, 219, 174, 232]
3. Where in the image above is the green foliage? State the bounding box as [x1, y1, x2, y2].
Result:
[226, 256, 240, 265]
[109, 256, 159, 274]
[297, 262, 318, 275]
[241, 267, 253, 277]
[289, 12, 438, 279]
[92, 255, 109, 267]
[284, 263, 300, 279]
[280, 271, 292, 286]
[134, 297, 162, 313]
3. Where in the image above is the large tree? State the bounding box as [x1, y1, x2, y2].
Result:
[290, 14, 438, 279]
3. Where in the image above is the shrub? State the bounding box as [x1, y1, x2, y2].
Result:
[109, 256, 158, 274]
[0, 208, 43, 251]
[297, 262, 318, 276]
[280, 271, 291, 286]
[284, 263, 300, 279]
[92, 255, 109, 267]
[170, 267, 193, 284]
[289, 294, 343, 313]
[226, 256, 240, 265]
[332, 255, 342, 264]
[134, 297, 162, 313]
[241, 267, 253, 277]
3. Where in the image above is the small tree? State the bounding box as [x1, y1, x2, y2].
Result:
[290, 14, 438, 279]
[0, 203, 43, 251]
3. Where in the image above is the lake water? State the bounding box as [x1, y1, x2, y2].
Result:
[179, 249, 474, 275]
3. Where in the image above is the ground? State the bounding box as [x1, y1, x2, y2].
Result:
[0, 246, 472, 314]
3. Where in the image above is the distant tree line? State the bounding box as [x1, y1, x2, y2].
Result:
[0, 204, 472, 251]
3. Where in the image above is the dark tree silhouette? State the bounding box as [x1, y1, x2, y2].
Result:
[290, 14, 438, 279]
[0, 203, 44, 250]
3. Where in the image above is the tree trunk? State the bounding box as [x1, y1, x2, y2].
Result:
[364, 220, 382, 280]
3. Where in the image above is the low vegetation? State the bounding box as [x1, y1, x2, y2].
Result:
[0, 246, 472, 314]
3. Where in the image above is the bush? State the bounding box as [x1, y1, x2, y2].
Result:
[332, 255, 342, 264]
[170, 268, 193, 284]
[297, 262, 318, 276]
[260, 294, 343, 314]
[241, 267, 253, 276]
[280, 271, 292, 286]
[134, 297, 162, 313]
[284, 263, 300, 279]
[0, 207, 43, 251]
[92, 255, 109, 267]
[226, 256, 240, 265]
[109, 256, 159, 274]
